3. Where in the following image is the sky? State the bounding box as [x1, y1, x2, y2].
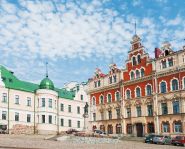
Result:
[0, 0, 185, 88]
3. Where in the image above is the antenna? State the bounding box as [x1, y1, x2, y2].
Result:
[45, 62, 48, 78]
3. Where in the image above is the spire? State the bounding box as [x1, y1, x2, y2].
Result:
[45, 62, 48, 78]
[134, 20, 137, 35]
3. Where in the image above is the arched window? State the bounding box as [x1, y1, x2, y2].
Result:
[132, 57, 136, 66]
[136, 87, 141, 98]
[160, 81, 167, 93]
[146, 85, 152, 96]
[137, 55, 141, 64]
[92, 97, 96, 105]
[131, 71, 135, 80]
[174, 121, 182, 133]
[136, 70, 140, 78]
[141, 68, 145, 77]
[99, 95, 104, 104]
[165, 50, 169, 56]
[115, 92, 120, 101]
[107, 94, 112, 103]
[126, 90, 131, 99]
[172, 79, 178, 91]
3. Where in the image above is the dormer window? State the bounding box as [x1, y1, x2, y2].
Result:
[162, 60, 167, 69]
[168, 58, 173, 67]
[113, 75, 117, 82]
[165, 50, 169, 56]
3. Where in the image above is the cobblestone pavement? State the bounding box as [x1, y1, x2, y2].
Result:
[0, 135, 182, 149]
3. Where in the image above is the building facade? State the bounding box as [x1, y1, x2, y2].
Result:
[87, 34, 185, 137]
[0, 65, 88, 134]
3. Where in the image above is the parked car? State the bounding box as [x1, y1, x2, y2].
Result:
[144, 134, 157, 143]
[66, 129, 79, 134]
[171, 136, 185, 146]
[93, 129, 107, 136]
[153, 135, 172, 145]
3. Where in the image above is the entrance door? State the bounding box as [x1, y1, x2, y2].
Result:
[136, 123, 143, 137]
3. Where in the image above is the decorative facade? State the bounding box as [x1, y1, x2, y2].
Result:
[0, 65, 88, 134]
[87, 34, 185, 137]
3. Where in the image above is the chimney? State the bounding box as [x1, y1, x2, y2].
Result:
[155, 48, 162, 58]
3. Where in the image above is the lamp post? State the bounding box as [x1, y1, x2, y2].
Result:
[83, 102, 89, 131]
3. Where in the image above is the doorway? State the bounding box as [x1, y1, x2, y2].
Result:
[136, 123, 143, 137]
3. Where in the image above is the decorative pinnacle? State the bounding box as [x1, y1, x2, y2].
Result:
[134, 20, 137, 35]
[45, 62, 48, 78]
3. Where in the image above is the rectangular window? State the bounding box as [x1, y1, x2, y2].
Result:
[93, 113, 96, 121]
[61, 118, 64, 126]
[15, 95, 19, 104]
[55, 100, 57, 109]
[42, 98, 45, 107]
[77, 121, 80, 128]
[49, 99, 52, 108]
[2, 111, 7, 120]
[127, 108, 131, 118]
[81, 95, 83, 100]
[162, 61, 167, 69]
[173, 101, 179, 114]
[68, 105, 71, 113]
[27, 97, 31, 106]
[113, 75, 117, 82]
[2, 93, 7, 103]
[94, 82, 97, 88]
[147, 105, 153, 116]
[42, 115, 45, 123]
[136, 106, 141, 117]
[108, 111, 112, 120]
[109, 76, 112, 84]
[49, 115, 52, 124]
[68, 119, 71, 127]
[101, 112, 104, 120]
[15, 112, 19, 121]
[27, 114, 31, 123]
[77, 106, 80, 114]
[116, 108, 121, 119]
[174, 123, 182, 133]
[169, 59, 173, 67]
[161, 103, 168, 115]
[98, 80, 101, 87]
[163, 124, 169, 132]
[60, 104, 64, 111]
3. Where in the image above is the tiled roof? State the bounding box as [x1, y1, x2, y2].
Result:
[0, 65, 75, 100]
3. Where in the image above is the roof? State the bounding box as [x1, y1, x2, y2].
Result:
[0, 65, 75, 100]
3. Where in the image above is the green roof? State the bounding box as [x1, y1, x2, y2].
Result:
[0, 65, 75, 100]
[40, 77, 55, 90]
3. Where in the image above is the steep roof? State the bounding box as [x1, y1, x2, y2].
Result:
[0, 65, 74, 100]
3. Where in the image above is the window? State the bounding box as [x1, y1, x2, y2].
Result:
[80, 95, 83, 100]
[115, 92, 120, 101]
[136, 87, 141, 97]
[172, 79, 178, 91]
[173, 101, 179, 114]
[147, 105, 153, 116]
[27, 114, 31, 123]
[183, 78, 185, 89]
[68, 119, 72, 127]
[77, 106, 80, 114]
[162, 60, 167, 69]
[15, 95, 19, 104]
[107, 94, 112, 103]
[68, 105, 71, 113]
[169, 58, 173, 67]
[109, 76, 112, 84]
[42, 115, 45, 123]
[116, 108, 121, 119]
[174, 122, 182, 133]
[2, 93, 7, 103]
[27, 97, 31, 106]
[126, 90, 131, 99]
[131, 71, 135, 80]
[107, 125, 113, 134]
[92, 97, 96, 105]
[162, 122, 169, 132]
[98, 80, 101, 87]
[161, 103, 168, 115]
[136, 70, 140, 78]
[137, 55, 141, 64]
[116, 124, 122, 134]
[165, 50, 169, 56]
[136, 106, 142, 117]
[100, 112, 104, 120]
[93, 113, 96, 121]
[49, 115, 52, 124]
[160, 82, 167, 93]
[60, 103, 64, 111]
[15, 112, 19, 121]
[2, 111, 7, 120]
[146, 85, 152, 96]
[77, 121, 80, 128]
[141, 68, 145, 77]
[94, 82, 97, 88]
[42, 98, 45, 107]
[127, 124, 132, 134]
[132, 57, 136, 66]
[108, 111, 112, 119]
[61, 119, 64, 126]
[113, 75, 117, 82]
[100, 95, 104, 104]
[127, 108, 131, 118]
[49, 99, 52, 108]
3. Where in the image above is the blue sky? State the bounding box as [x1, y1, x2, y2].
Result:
[0, 0, 185, 88]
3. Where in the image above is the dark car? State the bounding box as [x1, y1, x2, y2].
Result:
[171, 136, 185, 146]
[66, 129, 79, 134]
[144, 134, 157, 143]
[153, 135, 172, 145]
